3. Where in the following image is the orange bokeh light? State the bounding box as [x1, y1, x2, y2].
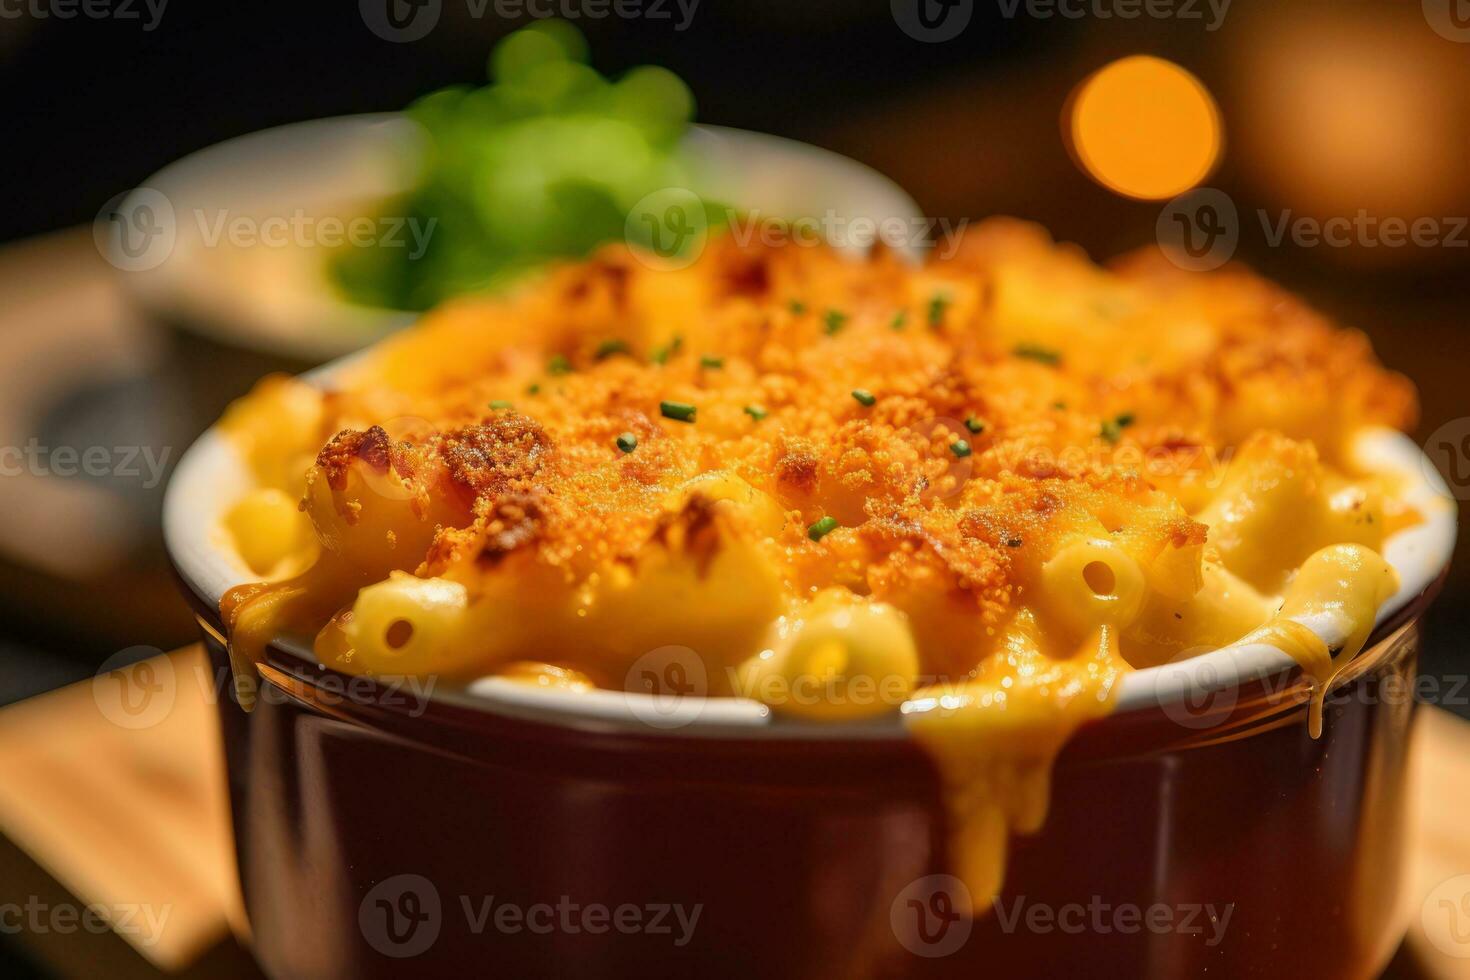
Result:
[1066, 56, 1223, 201]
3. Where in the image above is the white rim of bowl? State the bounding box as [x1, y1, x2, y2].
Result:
[165, 396, 1457, 741]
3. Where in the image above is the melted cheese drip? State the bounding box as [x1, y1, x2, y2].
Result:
[1240, 544, 1399, 738]
[220, 582, 277, 712]
[1248, 619, 1334, 738]
[903, 624, 1126, 914]
[901, 543, 1396, 913]
[221, 559, 367, 711]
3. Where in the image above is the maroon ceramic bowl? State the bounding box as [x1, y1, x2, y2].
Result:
[165, 409, 1456, 979]
[172, 588, 1437, 980]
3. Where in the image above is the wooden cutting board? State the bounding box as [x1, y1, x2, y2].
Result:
[0, 645, 1465, 978]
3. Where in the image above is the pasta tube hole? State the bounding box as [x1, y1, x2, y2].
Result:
[385, 619, 415, 650]
[1082, 561, 1117, 597]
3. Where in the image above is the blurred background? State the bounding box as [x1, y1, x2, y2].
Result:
[0, 1, 1466, 974]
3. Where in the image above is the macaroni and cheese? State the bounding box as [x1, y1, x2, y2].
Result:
[217, 220, 1417, 910]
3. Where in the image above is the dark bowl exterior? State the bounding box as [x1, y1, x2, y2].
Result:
[182, 582, 1431, 980]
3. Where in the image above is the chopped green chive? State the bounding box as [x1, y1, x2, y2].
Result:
[699, 355, 725, 369]
[595, 339, 630, 360]
[1013, 343, 1062, 366]
[851, 389, 877, 407]
[650, 336, 683, 365]
[744, 405, 768, 421]
[788, 300, 807, 315]
[1100, 412, 1136, 445]
[547, 354, 572, 376]
[927, 294, 950, 329]
[1052, 401, 1068, 410]
[808, 516, 839, 542]
[823, 310, 848, 335]
[616, 432, 638, 453]
[489, 400, 513, 410]
[890, 310, 908, 331]
[950, 439, 972, 458]
[965, 417, 985, 434]
[660, 401, 697, 423]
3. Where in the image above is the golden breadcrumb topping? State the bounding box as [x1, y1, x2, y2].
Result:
[226, 219, 1414, 684]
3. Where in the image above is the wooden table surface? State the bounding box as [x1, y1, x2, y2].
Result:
[0, 647, 254, 978]
[0, 645, 1466, 978]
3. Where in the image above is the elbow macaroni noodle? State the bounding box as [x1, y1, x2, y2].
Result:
[216, 220, 1417, 911]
